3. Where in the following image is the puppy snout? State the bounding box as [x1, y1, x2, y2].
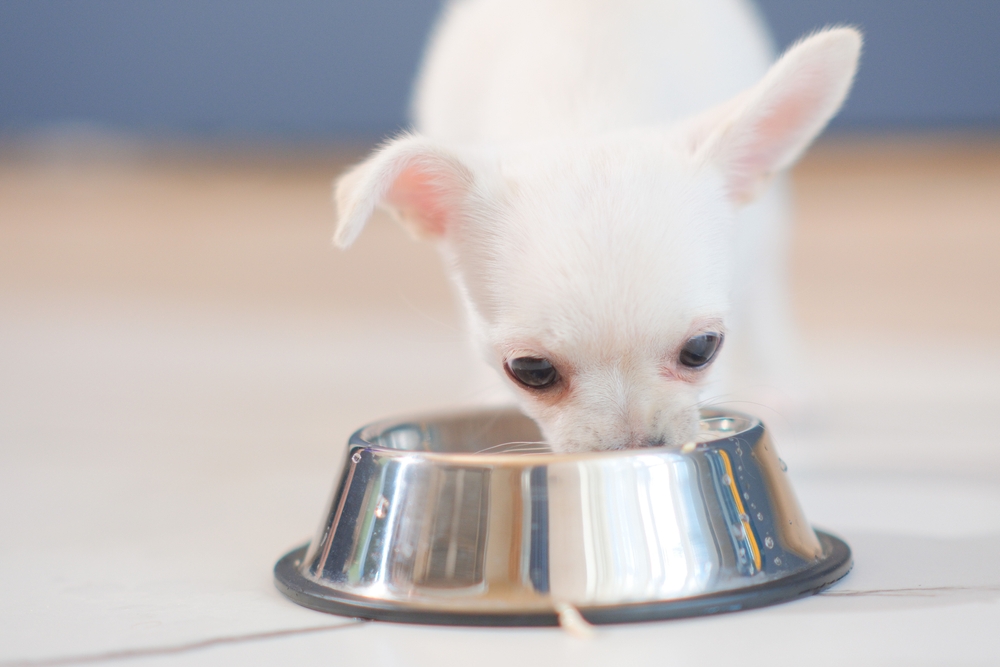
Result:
[635, 408, 699, 449]
[539, 393, 702, 452]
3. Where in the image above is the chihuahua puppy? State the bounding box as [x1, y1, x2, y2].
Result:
[334, 0, 861, 452]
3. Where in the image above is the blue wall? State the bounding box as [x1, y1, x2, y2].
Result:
[1, 1, 998, 141]
[762, 0, 1000, 130]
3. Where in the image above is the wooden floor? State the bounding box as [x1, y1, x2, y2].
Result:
[3, 135, 998, 340]
[790, 136, 1000, 340]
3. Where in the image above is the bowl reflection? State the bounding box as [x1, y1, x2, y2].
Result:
[275, 408, 850, 625]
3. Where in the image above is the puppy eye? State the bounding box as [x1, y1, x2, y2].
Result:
[506, 357, 559, 389]
[678, 333, 724, 369]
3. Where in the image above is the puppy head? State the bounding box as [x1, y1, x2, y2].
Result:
[334, 28, 861, 452]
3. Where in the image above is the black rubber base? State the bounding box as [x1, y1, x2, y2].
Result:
[274, 530, 851, 627]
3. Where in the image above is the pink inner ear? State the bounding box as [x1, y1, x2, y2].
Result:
[753, 85, 824, 165]
[386, 162, 455, 238]
[730, 85, 826, 199]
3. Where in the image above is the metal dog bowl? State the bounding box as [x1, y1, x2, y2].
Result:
[275, 408, 850, 625]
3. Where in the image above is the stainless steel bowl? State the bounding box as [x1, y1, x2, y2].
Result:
[275, 408, 850, 625]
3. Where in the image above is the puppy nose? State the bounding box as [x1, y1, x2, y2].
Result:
[619, 432, 663, 449]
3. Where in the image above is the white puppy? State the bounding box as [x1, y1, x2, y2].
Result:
[334, 0, 861, 452]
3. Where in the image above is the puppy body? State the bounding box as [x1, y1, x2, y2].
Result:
[335, 0, 861, 451]
[414, 0, 774, 144]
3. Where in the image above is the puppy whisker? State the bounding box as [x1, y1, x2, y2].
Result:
[396, 294, 463, 335]
[700, 398, 791, 422]
[474, 440, 552, 454]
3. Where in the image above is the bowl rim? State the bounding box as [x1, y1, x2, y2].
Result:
[350, 406, 761, 465]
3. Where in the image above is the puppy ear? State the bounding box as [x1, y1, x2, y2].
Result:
[690, 27, 862, 204]
[333, 133, 475, 248]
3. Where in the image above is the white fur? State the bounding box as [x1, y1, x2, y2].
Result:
[334, 0, 861, 452]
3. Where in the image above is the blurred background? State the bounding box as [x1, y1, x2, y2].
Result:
[2, 0, 1000, 138]
[2, 2, 1000, 663]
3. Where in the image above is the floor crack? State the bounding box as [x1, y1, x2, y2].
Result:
[822, 585, 1000, 597]
[0, 621, 368, 667]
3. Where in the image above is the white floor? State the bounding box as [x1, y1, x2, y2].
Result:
[2, 139, 998, 666]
